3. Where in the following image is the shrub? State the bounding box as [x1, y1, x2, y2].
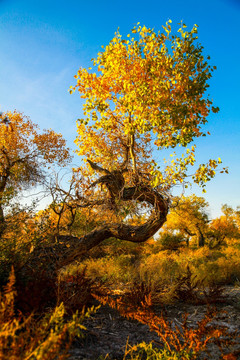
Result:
[0, 267, 98, 360]
[157, 233, 184, 251]
[95, 293, 235, 360]
[139, 252, 182, 286]
[123, 341, 196, 359]
[57, 267, 96, 314]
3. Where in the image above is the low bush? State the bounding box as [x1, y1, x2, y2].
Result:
[0, 267, 98, 360]
[157, 233, 185, 251]
[57, 267, 96, 314]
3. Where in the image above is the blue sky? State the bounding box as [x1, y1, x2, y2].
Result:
[0, 0, 239, 218]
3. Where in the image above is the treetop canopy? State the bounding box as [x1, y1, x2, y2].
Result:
[71, 21, 226, 192]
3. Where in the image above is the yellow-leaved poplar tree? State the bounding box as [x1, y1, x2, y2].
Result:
[0, 111, 71, 237]
[43, 22, 227, 265]
[162, 195, 210, 247]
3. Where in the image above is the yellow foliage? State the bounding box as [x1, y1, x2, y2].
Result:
[0, 111, 71, 239]
[71, 22, 222, 191]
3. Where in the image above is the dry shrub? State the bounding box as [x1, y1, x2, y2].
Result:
[13, 248, 99, 315]
[203, 283, 227, 304]
[94, 293, 238, 360]
[173, 266, 226, 305]
[0, 267, 98, 360]
[16, 269, 57, 314]
[67, 244, 240, 308]
[139, 252, 182, 288]
[174, 265, 204, 304]
[57, 267, 96, 314]
[117, 280, 155, 309]
[157, 233, 184, 251]
[141, 246, 240, 290]
[74, 254, 137, 285]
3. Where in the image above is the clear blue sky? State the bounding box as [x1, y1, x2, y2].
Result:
[0, 0, 239, 218]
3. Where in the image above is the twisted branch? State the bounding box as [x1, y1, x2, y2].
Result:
[55, 160, 169, 267]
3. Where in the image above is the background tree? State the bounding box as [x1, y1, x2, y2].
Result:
[52, 21, 225, 266]
[0, 111, 71, 237]
[208, 204, 240, 248]
[221, 204, 240, 230]
[161, 195, 210, 247]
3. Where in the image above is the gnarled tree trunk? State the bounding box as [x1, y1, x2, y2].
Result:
[23, 161, 169, 272]
[57, 185, 169, 267]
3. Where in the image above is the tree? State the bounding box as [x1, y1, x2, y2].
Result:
[162, 195, 210, 247]
[208, 204, 240, 248]
[49, 21, 224, 266]
[71, 21, 223, 192]
[0, 111, 71, 237]
[221, 204, 240, 231]
[17, 21, 224, 273]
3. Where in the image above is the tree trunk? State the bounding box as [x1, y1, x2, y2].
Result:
[197, 229, 205, 247]
[57, 185, 168, 268]
[0, 202, 5, 238]
[21, 165, 169, 273]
